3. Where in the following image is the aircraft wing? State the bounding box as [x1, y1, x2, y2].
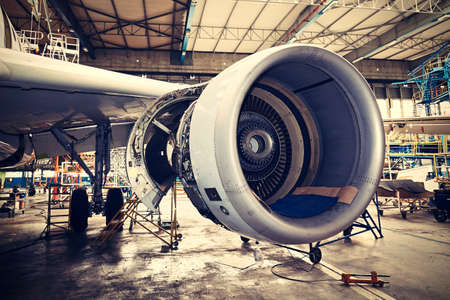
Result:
[384, 116, 450, 135]
[0, 48, 185, 159]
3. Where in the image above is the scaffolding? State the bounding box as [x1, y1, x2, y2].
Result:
[384, 133, 450, 183]
[381, 131, 449, 219]
[394, 42, 449, 116]
[15, 30, 44, 54]
[42, 33, 80, 63]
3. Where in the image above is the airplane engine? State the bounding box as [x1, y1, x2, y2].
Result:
[126, 44, 384, 244]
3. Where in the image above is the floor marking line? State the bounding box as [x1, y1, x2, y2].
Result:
[383, 227, 450, 245]
[318, 260, 396, 300]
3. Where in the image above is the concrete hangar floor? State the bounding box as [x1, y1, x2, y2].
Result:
[0, 192, 449, 300]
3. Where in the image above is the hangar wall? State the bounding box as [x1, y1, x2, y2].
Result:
[81, 49, 445, 118]
[81, 49, 411, 82]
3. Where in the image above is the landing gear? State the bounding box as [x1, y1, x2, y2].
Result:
[240, 236, 250, 243]
[434, 210, 447, 223]
[69, 189, 89, 233]
[309, 247, 322, 264]
[105, 188, 124, 230]
[28, 185, 36, 197]
[401, 210, 407, 219]
[50, 122, 111, 215]
[343, 226, 353, 236]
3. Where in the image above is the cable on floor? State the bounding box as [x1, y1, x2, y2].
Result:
[271, 259, 339, 283]
[271, 249, 339, 283]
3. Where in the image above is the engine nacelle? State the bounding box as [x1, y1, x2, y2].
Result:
[126, 44, 384, 244]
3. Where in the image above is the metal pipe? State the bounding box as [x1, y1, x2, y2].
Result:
[180, 0, 196, 63]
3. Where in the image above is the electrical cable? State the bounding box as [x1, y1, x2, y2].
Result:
[270, 249, 339, 283]
[271, 259, 339, 283]
[215, 262, 257, 271]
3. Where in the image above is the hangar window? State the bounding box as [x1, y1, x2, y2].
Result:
[374, 87, 386, 99]
[388, 87, 401, 99]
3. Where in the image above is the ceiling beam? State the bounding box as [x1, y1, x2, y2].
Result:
[403, 39, 449, 61]
[110, 0, 128, 48]
[254, 3, 296, 52]
[171, 1, 176, 51]
[142, 0, 151, 48]
[79, 0, 105, 48]
[172, 0, 188, 7]
[47, 0, 95, 58]
[275, 0, 336, 46]
[384, 29, 450, 60]
[232, 0, 268, 53]
[212, 0, 238, 52]
[306, 8, 351, 44]
[322, 0, 418, 51]
[78, 5, 186, 39]
[378, 21, 448, 59]
[191, 0, 207, 51]
[14, 0, 49, 34]
[344, 2, 450, 63]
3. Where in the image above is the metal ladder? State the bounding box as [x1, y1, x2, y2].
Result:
[41, 184, 72, 238]
[95, 191, 182, 251]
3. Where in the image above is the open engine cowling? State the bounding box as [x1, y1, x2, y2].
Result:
[126, 44, 384, 244]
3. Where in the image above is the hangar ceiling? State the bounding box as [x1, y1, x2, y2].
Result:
[3, 0, 450, 62]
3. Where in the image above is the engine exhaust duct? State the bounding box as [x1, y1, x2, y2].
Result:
[126, 44, 384, 244]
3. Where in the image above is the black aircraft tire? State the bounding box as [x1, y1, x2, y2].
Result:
[309, 247, 322, 264]
[343, 226, 353, 236]
[401, 210, 407, 219]
[434, 210, 447, 223]
[28, 186, 36, 197]
[240, 236, 250, 243]
[69, 189, 89, 233]
[105, 188, 124, 230]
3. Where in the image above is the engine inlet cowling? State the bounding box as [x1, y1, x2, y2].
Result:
[187, 44, 384, 244]
[126, 44, 384, 245]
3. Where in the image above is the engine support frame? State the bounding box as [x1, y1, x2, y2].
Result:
[274, 195, 383, 264]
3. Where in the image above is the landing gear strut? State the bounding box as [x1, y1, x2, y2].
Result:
[50, 121, 112, 229]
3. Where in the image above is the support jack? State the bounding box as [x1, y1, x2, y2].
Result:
[274, 196, 383, 264]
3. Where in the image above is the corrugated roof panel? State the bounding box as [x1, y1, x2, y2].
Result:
[277, 4, 306, 30]
[227, 1, 265, 28]
[329, 8, 375, 32]
[99, 34, 125, 47]
[214, 39, 240, 52]
[257, 41, 273, 52]
[235, 40, 262, 53]
[387, 48, 423, 60]
[113, 0, 144, 21]
[200, 0, 236, 27]
[415, 19, 450, 38]
[314, 7, 352, 28]
[370, 47, 406, 59]
[145, 0, 178, 22]
[149, 36, 173, 49]
[193, 38, 217, 52]
[253, 2, 295, 30]
[125, 35, 148, 48]
[351, 10, 401, 32]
